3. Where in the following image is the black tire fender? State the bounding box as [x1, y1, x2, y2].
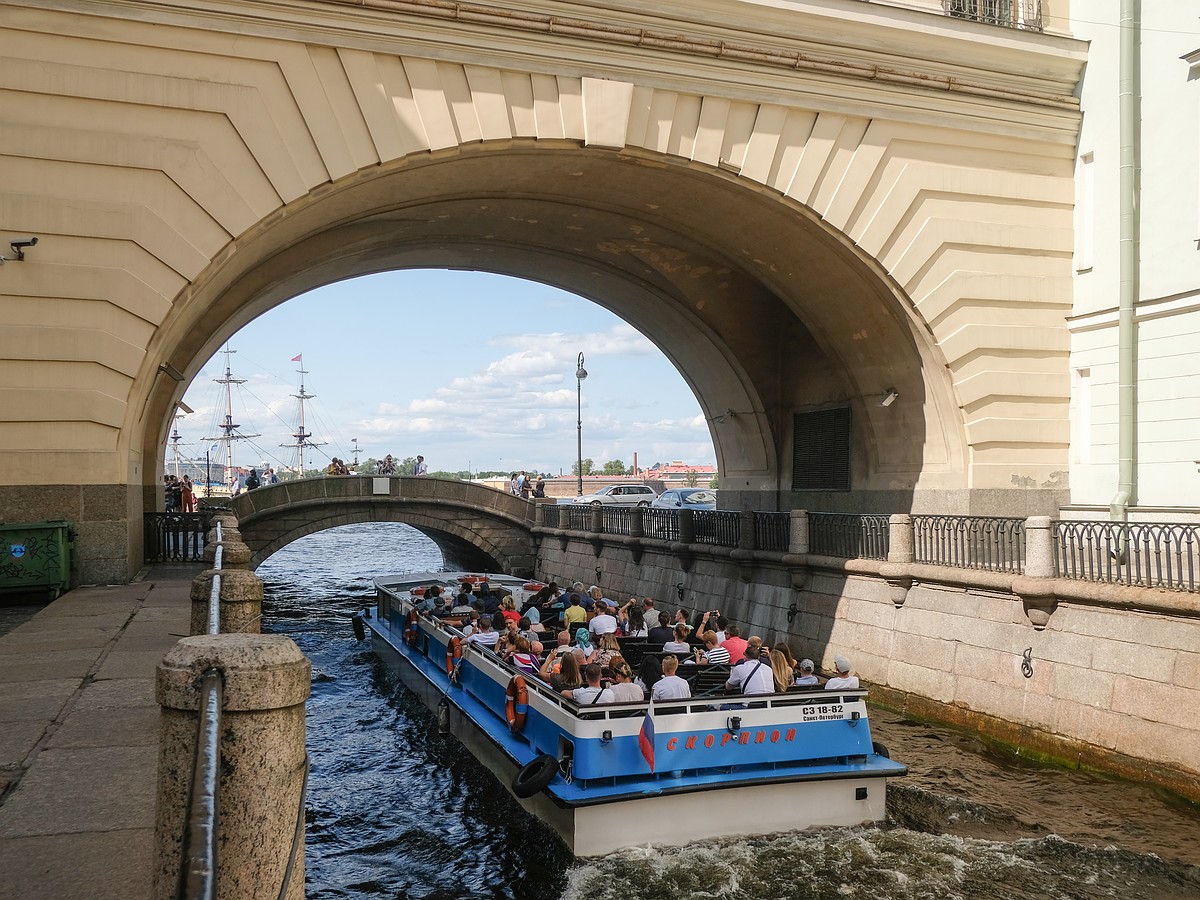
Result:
[872, 740, 890, 759]
[512, 754, 558, 799]
[351, 614, 366, 642]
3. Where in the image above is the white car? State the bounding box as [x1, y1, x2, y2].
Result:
[570, 484, 658, 507]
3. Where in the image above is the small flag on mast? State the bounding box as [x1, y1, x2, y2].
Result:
[291, 354, 302, 362]
[638, 702, 655, 773]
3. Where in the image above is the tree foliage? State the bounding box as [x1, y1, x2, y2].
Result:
[571, 458, 595, 476]
[601, 459, 626, 476]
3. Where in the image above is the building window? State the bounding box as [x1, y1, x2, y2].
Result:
[1077, 152, 1095, 273]
[792, 407, 851, 491]
[944, 0, 1043, 32]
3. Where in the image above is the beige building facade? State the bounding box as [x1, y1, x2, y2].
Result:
[0, 0, 1086, 581]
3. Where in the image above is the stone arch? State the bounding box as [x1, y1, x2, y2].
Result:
[0, 2, 1082, 580]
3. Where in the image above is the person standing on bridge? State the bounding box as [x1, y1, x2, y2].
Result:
[413, 455, 428, 476]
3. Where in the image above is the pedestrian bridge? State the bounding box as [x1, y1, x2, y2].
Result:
[230, 476, 538, 574]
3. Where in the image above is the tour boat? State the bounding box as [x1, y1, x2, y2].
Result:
[358, 572, 906, 856]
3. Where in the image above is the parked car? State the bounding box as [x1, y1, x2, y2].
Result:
[570, 484, 658, 506]
[651, 488, 717, 510]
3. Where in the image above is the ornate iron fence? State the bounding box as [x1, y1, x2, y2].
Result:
[1053, 520, 1200, 592]
[808, 513, 891, 560]
[755, 512, 790, 552]
[601, 507, 633, 536]
[644, 509, 679, 541]
[566, 506, 592, 531]
[694, 510, 740, 546]
[913, 515, 1025, 573]
[143, 511, 215, 563]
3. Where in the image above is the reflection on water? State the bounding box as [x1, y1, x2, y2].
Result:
[259, 522, 1200, 900]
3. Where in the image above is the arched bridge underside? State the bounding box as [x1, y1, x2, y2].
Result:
[231, 476, 538, 574]
[0, 0, 1087, 582]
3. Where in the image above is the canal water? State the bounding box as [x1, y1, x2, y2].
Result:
[259, 522, 1200, 900]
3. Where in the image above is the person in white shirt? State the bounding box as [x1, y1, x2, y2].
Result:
[651, 656, 692, 701]
[564, 663, 606, 704]
[466, 614, 498, 650]
[589, 602, 618, 637]
[412, 455, 428, 476]
[662, 623, 692, 654]
[601, 660, 646, 703]
[824, 655, 860, 690]
[725, 645, 775, 695]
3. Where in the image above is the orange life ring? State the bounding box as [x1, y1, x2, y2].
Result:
[505, 674, 529, 734]
[445, 636, 463, 675]
[459, 575, 483, 585]
[523, 582, 544, 591]
[404, 609, 419, 646]
[411, 586, 427, 597]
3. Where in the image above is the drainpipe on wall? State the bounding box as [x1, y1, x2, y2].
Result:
[1109, 0, 1140, 526]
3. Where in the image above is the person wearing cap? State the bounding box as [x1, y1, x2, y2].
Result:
[589, 600, 618, 637]
[466, 613, 498, 649]
[796, 658, 820, 687]
[825, 655, 859, 690]
[412, 455, 428, 476]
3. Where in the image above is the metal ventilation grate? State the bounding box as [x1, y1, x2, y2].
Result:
[792, 407, 851, 491]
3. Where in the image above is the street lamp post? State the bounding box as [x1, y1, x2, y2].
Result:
[576, 351, 588, 496]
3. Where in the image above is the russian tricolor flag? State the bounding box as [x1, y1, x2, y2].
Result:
[638, 703, 655, 773]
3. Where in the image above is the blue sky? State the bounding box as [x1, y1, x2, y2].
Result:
[175, 270, 715, 475]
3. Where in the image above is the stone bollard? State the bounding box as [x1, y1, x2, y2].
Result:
[738, 510, 757, 552]
[154, 634, 310, 900]
[887, 514, 914, 564]
[589, 503, 603, 534]
[788, 509, 809, 555]
[629, 506, 645, 539]
[678, 508, 696, 544]
[189, 569, 264, 635]
[1023, 516, 1055, 579]
[557, 505, 571, 529]
[203, 539, 252, 569]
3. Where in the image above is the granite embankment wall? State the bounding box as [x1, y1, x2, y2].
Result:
[534, 522, 1200, 801]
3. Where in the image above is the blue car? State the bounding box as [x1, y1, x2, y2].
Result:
[650, 488, 717, 510]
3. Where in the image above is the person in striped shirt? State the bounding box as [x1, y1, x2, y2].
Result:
[692, 630, 730, 665]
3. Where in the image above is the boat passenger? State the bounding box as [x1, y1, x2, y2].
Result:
[414, 584, 441, 613]
[601, 660, 645, 703]
[774, 642, 799, 673]
[460, 610, 481, 637]
[478, 582, 500, 615]
[523, 603, 543, 633]
[593, 632, 622, 669]
[510, 637, 541, 676]
[574, 629, 597, 665]
[589, 602, 618, 637]
[662, 624, 692, 655]
[517, 617, 539, 646]
[770, 650, 794, 693]
[622, 605, 648, 638]
[499, 596, 521, 626]
[641, 596, 661, 630]
[635, 656, 662, 695]
[824, 655, 860, 690]
[451, 583, 475, 614]
[724, 644, 774, 695]
[720, 625, 748, 665]
[497, 631, 520, 659]
[646, 617, 674, 646]
[563, 663, 607, 704]
[562, 594, 588, 630]
[795, 658, 819, 687]
[546, 648, 582, 693]
[651, 656, 692, 701]
[466, 614, 498, 649]
[692, 631, 730, 666]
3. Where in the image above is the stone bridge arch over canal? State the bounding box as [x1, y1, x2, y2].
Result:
[0, 0, 1087, 582]
[230, 476, 538, 573]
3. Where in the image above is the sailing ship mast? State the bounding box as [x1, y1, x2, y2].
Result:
[280, 354, 325, 476]
[202, 347, 259, 494]
[169, 415, 186, 477]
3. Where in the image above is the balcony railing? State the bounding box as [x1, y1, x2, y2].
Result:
[943, 0, 1042, 32]
[754, 512, 791, 553]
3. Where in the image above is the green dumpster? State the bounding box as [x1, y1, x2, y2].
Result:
[0, 521, 74, 598]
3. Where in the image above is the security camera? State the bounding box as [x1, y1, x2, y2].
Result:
[8, 237, 38, 261]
